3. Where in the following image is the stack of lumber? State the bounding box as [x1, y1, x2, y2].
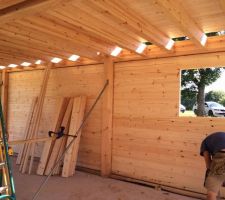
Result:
[16, 63, 52, 174]
[37, 96, 86, 177]
[16, 97, 38, 173]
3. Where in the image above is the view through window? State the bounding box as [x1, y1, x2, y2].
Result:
[180, 67, 225, 117]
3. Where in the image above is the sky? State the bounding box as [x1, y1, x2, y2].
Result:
[205, 71, 225, 93]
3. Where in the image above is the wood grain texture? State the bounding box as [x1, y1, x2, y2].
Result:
[101, 56, 113, 176]
[113, 53, 225, 196]
[1, 70, 8, 129]
[7, 52, 225, 196]
[8, 64, 104, 171]
[62, 96, 86, 177]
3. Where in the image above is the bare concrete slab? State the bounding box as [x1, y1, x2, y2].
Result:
[12, 159, 198, 200]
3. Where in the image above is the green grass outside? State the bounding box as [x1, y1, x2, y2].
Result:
[179, 110, 196, 117]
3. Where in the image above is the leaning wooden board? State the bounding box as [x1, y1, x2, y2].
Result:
[36, 97, 66, 175]
[44, 98, 73, 175]
[16, 97, 38, 165]
[62, 96, 86, 177]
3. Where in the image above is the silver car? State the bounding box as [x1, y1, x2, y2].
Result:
[193, 101, 225, 117]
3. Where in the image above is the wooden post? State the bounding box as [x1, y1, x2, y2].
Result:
[1, 70, 9, 130]
[101, 56, 113, 177]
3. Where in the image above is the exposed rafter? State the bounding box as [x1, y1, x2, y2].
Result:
[0, 0, 26, 9]
[154, 0, 207, 47]
[84, 0, 174, 50]
[49, 3, 142, 54]
[0, 0, 72, 25]
[0, 35, 75, 59]
[0, 23, 101, 61]
[219, 0, 225, 13]
[17, 15, 115, 55]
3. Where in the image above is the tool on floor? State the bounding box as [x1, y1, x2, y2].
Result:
[0, 99, 16, 200]
[32, 80, 109, 200]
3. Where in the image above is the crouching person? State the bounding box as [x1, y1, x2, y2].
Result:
[200, 132, 225, 200]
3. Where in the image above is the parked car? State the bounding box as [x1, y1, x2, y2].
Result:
[193, 101, 225, 117]
[180, 104, 186, 113]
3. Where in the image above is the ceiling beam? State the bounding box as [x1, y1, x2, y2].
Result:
[0, 0, 26, 9]
[0, 35, 74, 59]
[17, 15, 115, 55]
[84, 0, 174, 50]
[0, 24, 101, 61]
[0, 52, 36, 63]
[49, 3, 142, 54]
[0, 0, 72, 25]
[155, 0, 207, 47]
[117, 35, 225, 62]
[219, 0, 225, 13]
[0, 45, 50, 62]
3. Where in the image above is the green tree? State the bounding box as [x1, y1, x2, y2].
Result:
[220, 97, 225, 107]
[205, 91, 225, 103]
[181, 68, 224, 116]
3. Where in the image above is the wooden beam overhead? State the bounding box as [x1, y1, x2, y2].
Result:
[0, 34, 77, 59]
[0, 24, 101, 61]
[0, 0, 72, 25]
[84, 0, 174, 50]
[0, 48, 46, 62]
[117, 35, 225, 62]
[17, 15, 115, 55]
[49, 4, 142, 54]
[0, 57, 28, 66]
[219, 0, 225, 13]
[0, 0, 26, 10]
[155, 0, 207, 47]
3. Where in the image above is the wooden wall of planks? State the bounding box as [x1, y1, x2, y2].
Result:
[6, 51, 225, 195]
[8, 65, 104, 171]
[113, 52, 225, 195]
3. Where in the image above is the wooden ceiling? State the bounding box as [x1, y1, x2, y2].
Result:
[0, 0, 225, 68]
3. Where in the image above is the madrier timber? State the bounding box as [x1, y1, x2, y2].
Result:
[44, 98, 73, 175]
[20, 64, 52, 174]
[16, 97, 38, 165]
[53, 98, 75, 175]
[36, 97, 66, 175]
[19, 97, 39, 172]
[62, 96, 86, 177]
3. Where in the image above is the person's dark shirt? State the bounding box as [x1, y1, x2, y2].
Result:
[200, 132, 225, 156]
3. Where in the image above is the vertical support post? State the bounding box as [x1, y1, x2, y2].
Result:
[101, 56, 114, 177]
[1, 69, 9, 131]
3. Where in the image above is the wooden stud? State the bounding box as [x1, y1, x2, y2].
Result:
[1, 70, 9, 130]
[101, 56, 114, 177]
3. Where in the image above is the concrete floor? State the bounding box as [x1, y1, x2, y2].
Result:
[12, 159, 198, 200]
